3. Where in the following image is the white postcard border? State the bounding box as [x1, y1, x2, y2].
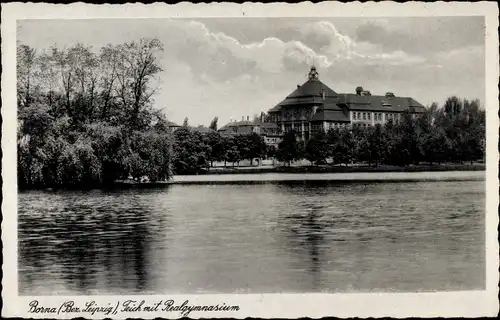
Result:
[2, 2, 499, 318]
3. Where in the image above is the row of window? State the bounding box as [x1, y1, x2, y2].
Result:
[386, 113, 400, 121]
[328, 122, 348, 129]
[352, 111, 371, 120]
[352, 111, 403, 121]
[353, 123, 371, 128]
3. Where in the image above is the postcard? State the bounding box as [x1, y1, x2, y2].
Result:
[2, 1, 499, 318]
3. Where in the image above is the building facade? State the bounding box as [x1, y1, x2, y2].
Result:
[268, 66, 426, 140]
[218, 115, 283, 148]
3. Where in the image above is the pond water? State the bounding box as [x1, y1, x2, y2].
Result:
[18, 171, 485, 295]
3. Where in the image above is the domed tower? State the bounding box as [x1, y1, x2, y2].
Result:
[308, 65, 319, 81]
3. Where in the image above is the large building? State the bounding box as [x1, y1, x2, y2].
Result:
[268, 66, 426, 140]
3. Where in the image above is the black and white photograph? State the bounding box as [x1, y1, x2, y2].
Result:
[2, 2, 499, 318]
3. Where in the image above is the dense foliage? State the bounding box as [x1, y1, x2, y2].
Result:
[295, 97, 485, 167]
[172, 130, 268, 173]
[17, 39, 174, 188]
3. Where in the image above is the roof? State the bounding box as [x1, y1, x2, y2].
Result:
[269, 78, 338, 112]
[268, 104, 282, 113]
[337, 94, 425, 113]
[268, 67, 425, 115]
[225, 120, 254, 127]
[166, 121, 180, 127]
[218, 120, 255, 132]
[287, 79, 337, 99]
[191, 125, 212, 133]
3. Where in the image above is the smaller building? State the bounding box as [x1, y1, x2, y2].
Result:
[191, 125, 212, 134]
[218, 116, 256, 136]
[166, 121, 181, 133]
[218, 115, 283, 147]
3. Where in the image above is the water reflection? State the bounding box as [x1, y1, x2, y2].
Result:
[19, 189, 171, 294]
[18, 178, 485, 295]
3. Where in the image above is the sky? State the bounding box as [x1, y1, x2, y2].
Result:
[17, 17, 485, 127]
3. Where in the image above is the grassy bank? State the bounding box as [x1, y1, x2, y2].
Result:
[206, 163, 485, 175]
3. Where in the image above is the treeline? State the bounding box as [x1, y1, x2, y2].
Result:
[17, 39, 174, 189]
[172, 129, 268, 174]
[168, 96, 485, 174]
[280, 97, 485, 167]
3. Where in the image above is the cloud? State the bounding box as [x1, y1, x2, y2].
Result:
[17, 17, 485, 126]
[355, 17, 485, 55]
[298, 21, 354, 53]
[163, 20, 333, 82]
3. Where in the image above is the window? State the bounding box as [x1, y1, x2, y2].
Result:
[368, 113, 371, 120]
[363, 113, 366, 120]
[353, 112, 356, 120]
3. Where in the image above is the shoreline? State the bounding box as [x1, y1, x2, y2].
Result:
[20, 165, 485, 191]
[206, 163, 485, 175]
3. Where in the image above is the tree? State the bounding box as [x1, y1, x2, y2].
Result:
[304, 130, 328, 166]
[336, 128, 356, 166]
[245, 133, 267, 165]
[172, 127, 209, 174]
[367, 124, 384, 166]
[277, 131, 301, 166]
[419, 126, 451, 165]
[16, 39, 173, 189]
[114, 38, 164, 129]
[17, 44, 38, 109]
[223, 136, 242, 167]
[326, 128, 340, 164]
[206, 130, 224, 167]
[209, 116, 218, 131]
[266, 145, 277, 159]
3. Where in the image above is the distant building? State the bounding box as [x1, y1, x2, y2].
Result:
[218, 115, 283, 148]
[218, 116, 256, 136]
[268, 66, 426, 140]
[191, 125, 212, 134]
[166, 121, 181, 132]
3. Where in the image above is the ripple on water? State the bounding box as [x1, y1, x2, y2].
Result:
[18, 178, 485, 295]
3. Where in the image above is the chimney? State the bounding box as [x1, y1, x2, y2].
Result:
[355, 86, 363, 95]
[242, 116, 244, 121]
[385, 92, 395, 98]
[297, 85, 301, 88]
[247, 116, 249, 121]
